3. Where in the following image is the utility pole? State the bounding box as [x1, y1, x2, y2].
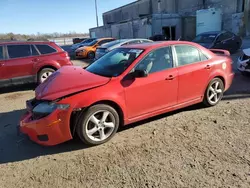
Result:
[95, 0, 99, 27]
[244, 0, 250, 36]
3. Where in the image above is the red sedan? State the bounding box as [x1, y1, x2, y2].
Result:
[20, 41, 234, 146]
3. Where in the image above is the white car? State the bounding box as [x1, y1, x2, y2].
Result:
[238, 48, 250, 75]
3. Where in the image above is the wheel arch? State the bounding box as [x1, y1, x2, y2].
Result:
[202, 74, 226, 99]
[36, 65, 58, 82]
[70, 100, 125, 137]
[214, 75, 225, 87]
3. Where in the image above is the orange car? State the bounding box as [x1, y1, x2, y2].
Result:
[75, 38, 115, 59]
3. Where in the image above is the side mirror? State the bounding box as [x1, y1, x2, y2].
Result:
[133, 69, 148, 78]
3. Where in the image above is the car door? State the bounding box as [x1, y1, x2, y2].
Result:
[0, 45, 10, 86]
[5, 44, 37, 83]
[124, 46, 178, 119]
[173, 44, 211, 104]
[214, 33, 232, 51]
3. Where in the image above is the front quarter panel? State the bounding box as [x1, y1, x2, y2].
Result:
[58, 79, 127, 122]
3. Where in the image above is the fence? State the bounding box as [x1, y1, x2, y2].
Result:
[48, 36, 89, 46]
[48, 37, 75, 46]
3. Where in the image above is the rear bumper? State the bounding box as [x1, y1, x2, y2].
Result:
[225, 72, 234, 91]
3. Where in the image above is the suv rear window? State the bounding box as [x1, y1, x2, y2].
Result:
[0, 46, 3, 60]
[31, 45, 39, 56]
[7, 45, 31, 59]
[36, 44, 57, 54]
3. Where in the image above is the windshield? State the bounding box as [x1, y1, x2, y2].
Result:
[85, 39, 98, 46]
[86, 48, 144, 77]
[193, 34, 217, 43]
[81, 38, 95, 44]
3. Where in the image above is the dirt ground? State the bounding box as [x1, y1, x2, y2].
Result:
[1, 55, 250, 188]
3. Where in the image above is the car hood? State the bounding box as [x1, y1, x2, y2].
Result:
[76, 46, 90, 52]
[243, 48, 250, 56]
[35, 66, 110, 101]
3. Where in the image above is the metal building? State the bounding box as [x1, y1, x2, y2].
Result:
[89, 0, 250, 40]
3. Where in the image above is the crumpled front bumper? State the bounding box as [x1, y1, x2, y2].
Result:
[19, 99, 73, 146]
[237, 57, 250, 73]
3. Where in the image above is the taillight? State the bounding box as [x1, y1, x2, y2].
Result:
[60, 52, 70, 59]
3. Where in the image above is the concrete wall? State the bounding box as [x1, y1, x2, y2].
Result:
[151, 14, 182, 39]
[111, 22, 134, 39]
[102, 0, 152, 25]
[232, 12, 244, 36]
[93, 0, 247, 39]
[204, 0, 239, 31]
[89, 26, 111, 38]
[182, 16, 197, 40]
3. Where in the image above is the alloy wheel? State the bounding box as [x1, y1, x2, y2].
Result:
[207, 80, 223, 105]
[40, 71, 53, 83]
[85, 110, 116, 142]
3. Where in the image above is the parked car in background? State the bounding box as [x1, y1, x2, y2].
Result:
[72, 37, 88, 44]
[75, 38, 116, 59]
[149, 34, 169, 41]
[95, 38, 153, 59]
[0, 41, 72, 87]
[70, 38, 96, 52]
[20, 41, 234, 146]
[237, 48, 250, 76]
[192, 31, 242, 53]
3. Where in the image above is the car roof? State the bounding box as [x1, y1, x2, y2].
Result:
[101, 38, 152, 47]
[120, 41, 195, 50]
[0, 41, 54, 45]
[97, 38, 115, 41]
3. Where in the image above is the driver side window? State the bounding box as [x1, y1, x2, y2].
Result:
[134, 47, 173, 74]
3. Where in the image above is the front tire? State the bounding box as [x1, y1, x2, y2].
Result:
[87, 51, 95, 59]
[77, 104, 120, 146]
[38, 68, 56, 84]
[203, 78, 224, 107]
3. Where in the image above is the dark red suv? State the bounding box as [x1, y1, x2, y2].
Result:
[0, 41, 72, 87]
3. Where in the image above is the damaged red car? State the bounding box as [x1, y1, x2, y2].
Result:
[20, 41, 234, 146]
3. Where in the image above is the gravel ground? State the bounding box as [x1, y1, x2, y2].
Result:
[0, 55, 250, 188]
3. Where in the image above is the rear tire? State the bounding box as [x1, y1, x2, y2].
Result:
[203, 78, 224, 107]
[77, 104, 119, 146]
[38, 68, 56, 84]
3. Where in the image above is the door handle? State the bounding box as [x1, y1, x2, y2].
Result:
[166, 75, 175, 80]
[205, 65, 211, 69]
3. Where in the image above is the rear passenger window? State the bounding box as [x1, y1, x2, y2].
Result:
[7, 45, 31, 59]
[31, 45, 39, 56]
[175, 45, 201, 66]
[200, 52, 208, 61]
[36, 45, 56, 54]
[0, 46, 3, 60]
